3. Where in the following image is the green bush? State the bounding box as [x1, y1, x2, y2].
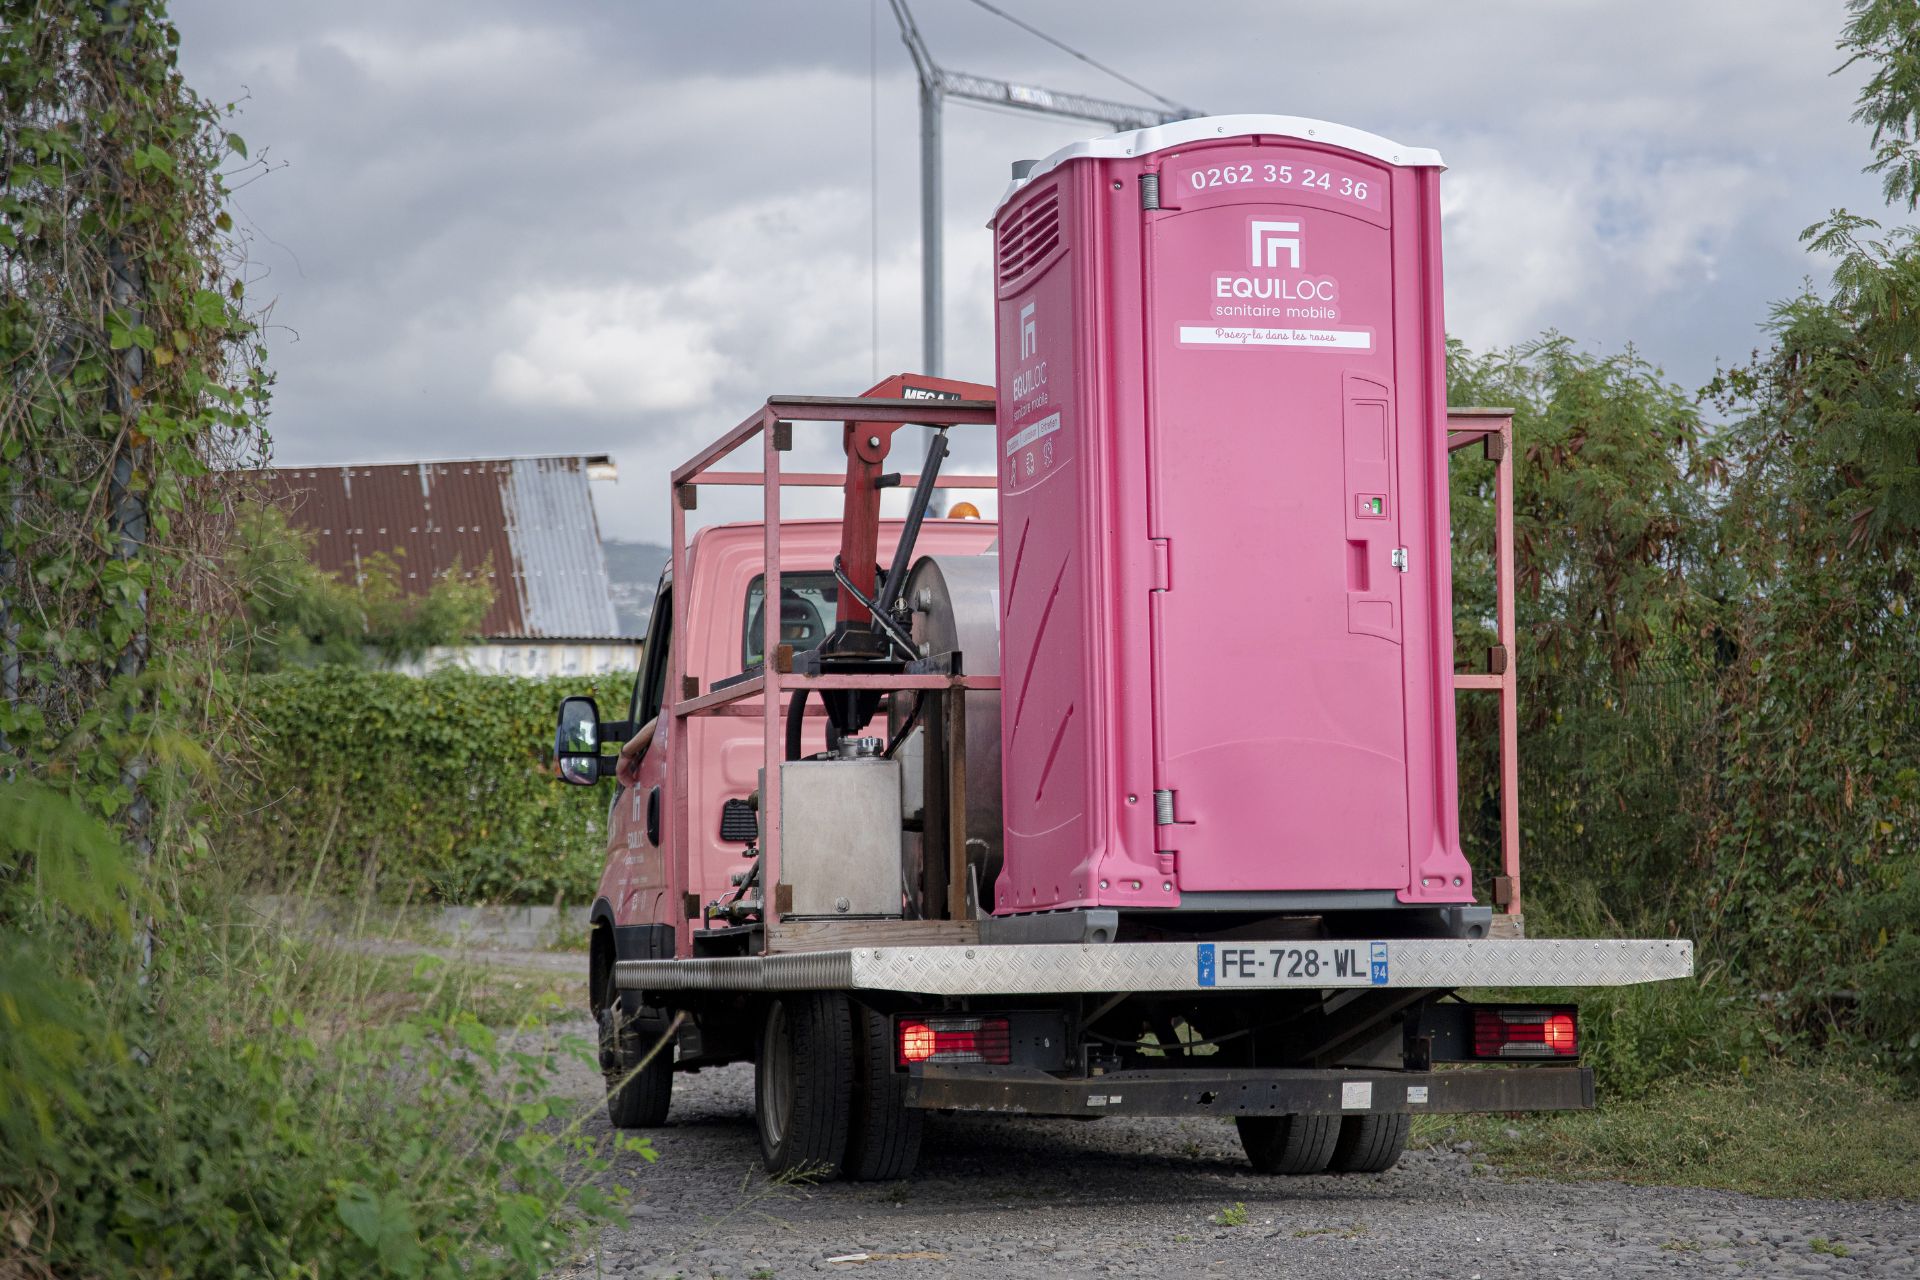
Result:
[1444, 326, 1920, 1077]
[225, 667, 633, 903]
[231, 504, 497, 673]
[1574, 978, 1774, 1102]
[4, 890, 646, 1279]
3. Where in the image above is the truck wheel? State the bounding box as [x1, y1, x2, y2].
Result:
[841, 1003, 924, 1181]
[598, 1000, 673, 1129]
[755, 992, 853, 1176]
[1236, 1113, 1340, 1174]
[1328, 1112, 1410, 1173]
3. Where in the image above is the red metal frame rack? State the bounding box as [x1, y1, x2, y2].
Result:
[667, 397, 1000, 953]
[665, 395, 1523, 945]
[1446, 408, 1523, 934]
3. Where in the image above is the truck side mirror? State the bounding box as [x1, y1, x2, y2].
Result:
[554, 695, 606, 786]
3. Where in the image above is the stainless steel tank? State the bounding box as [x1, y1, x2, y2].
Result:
[889, 554, 1001, 917]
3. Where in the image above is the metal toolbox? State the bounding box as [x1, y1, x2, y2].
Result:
[778, 758, 904, 917]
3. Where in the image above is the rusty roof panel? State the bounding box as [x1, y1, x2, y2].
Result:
[417, 458, 518, 631]
[255, 454, 623, 639]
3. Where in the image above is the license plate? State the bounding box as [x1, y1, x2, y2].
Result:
[1196, 941, 1389, 987]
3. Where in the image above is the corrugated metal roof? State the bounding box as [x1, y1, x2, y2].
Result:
[501, 457, 622, 639]
[258, 454, 624, 639]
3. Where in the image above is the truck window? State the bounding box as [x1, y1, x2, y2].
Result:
[742, 572, 837, 667]
[632, 586, 672, 726]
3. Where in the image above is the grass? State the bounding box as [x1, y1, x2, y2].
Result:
[281, 941, 587, 1032]
[1210, 1203, 1249, 1227]
[1415, 1062, 1920, 1200]
[5, 878, 637, 1280]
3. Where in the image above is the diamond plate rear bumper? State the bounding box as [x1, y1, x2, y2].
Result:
[613, 937, 1693, 996]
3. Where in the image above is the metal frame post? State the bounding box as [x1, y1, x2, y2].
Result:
[1493, 417, 1521, 918]
[943, 681, 968, 920]
[762, 412, 785, 934]
[669, 471, 692, 943]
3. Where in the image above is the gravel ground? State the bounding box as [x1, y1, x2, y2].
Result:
[540, 1019, 1920, 1280]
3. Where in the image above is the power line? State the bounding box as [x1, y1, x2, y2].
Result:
[960, 0, 1190, 115]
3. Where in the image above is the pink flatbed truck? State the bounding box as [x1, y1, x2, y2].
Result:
[554, 114, 1693, 1181]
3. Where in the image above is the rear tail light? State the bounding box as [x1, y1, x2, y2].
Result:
[1472, 1007, 1578, 1058]
[896, 1015, 1012, 1067]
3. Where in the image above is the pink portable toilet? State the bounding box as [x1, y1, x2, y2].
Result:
[989, 114, 1479, 933]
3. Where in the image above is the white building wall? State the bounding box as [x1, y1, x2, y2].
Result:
[391, 641, 641, 678]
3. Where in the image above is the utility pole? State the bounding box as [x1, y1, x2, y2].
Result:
[887, 0, 1198, 379]
[918, 76, 944, 378]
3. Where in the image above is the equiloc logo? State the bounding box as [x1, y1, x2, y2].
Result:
[1212, 216, 1336, 309]
[1019, 300, 1037, 360]
[1249, 219, 1302, 269]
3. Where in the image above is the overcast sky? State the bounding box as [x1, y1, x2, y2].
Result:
[172, 0, 1896, 541]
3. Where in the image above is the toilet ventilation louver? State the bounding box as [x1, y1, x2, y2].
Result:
[996, 186, 1060, 287]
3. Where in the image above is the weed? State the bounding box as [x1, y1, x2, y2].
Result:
[1414, 1062, 1920, 1199]
[682, 1163, 822, 1257]
[1810, 1238, 1851, 1258]
[3, 893, 643, 1279]
[1210, 1203, 1249, 1228]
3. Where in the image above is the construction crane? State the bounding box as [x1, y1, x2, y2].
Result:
[887, 0, 1200, 378]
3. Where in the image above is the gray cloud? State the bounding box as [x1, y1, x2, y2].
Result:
[172, 0, 1895, 538]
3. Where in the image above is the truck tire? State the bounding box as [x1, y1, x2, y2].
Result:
[1235, 1113, 1340, 1174]
[755, 992, 854, 1176]
[841, 1003, 924, 1181]
[598, 1001, 673, 1129]
[1328, 1112, 1410, 1173]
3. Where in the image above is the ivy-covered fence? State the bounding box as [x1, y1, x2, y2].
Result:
[228, 668, 632, 903]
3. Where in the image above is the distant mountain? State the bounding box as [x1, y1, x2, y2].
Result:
[601, 540, 668, 636]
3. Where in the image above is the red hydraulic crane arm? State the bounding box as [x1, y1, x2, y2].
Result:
[835, 373, 995, 628]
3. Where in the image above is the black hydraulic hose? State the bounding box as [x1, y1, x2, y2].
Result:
[786, 688, 848, 759]
[876, 427, 949, 620]
[785, 689, 808, 761]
